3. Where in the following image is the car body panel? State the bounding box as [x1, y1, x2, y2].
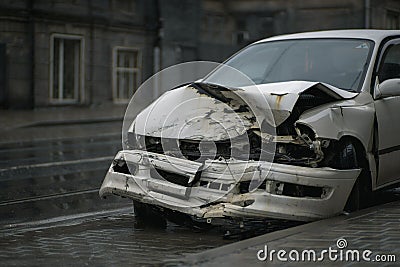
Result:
[254, 30, 399, 44]
[135, 81, 358, 140]
[296, 92, 375, 150]
[375, 96, 400, 186]
[135, 85, 253, 141]
[100, 150, 360, 221]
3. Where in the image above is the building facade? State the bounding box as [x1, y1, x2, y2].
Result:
[0, 0, 157, 108]
[0, 0, 399, 109]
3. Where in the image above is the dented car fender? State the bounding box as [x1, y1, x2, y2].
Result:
[296, 92, 375, 151]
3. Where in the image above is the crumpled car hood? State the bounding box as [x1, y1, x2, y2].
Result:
[134, 81, 358, 141]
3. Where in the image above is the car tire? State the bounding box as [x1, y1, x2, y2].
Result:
[344, 178, 361, 212]
[133, 201, 167, 228]
[344, 174, 374, 213]
[338, 141, 358, 169]
[338, 141, 371, 212]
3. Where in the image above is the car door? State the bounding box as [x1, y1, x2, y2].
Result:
[374, 39, 400, 187]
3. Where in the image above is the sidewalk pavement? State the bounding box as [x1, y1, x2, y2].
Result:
[0, 104, 127, 144]
[177, 199, 400, 266]
[0, 103, 127, 131]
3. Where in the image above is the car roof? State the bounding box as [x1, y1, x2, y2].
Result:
[254, 29, 400, 44]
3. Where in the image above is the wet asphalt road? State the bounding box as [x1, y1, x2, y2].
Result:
[0, 122, 126, 226]
[0, 208, 234, 266]
[0, 122, 237, 266]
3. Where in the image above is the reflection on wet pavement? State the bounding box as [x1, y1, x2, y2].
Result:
[0, 129, 125, 226]
[0, 208, 233, 266]
[0, 126, 234, 266]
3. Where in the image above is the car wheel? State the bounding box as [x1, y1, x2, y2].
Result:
[338, 141, 358, 169]
[344, 174, 374, 213]
[337, 141, 359, 212]
[133, 201, 167, 228]
[338, 141, 372, 212]
[344, 178, 361, 212]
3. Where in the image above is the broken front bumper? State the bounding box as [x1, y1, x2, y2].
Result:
[99, 150, 360, 222]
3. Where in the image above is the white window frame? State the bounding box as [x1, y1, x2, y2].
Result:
[49, 33, 85, 104]
[112, 46, 142, 103]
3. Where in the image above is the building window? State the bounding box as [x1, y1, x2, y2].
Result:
[386, 11, 400, 29]
[50, 34, 84, 103]
[113, 47, 141, 102]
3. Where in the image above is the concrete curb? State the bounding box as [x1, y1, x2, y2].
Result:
[19, 116, 123, 128]
[176, 201, 396, 266]
[0, 104, 127, 131]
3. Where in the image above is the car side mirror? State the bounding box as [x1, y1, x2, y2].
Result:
[375, 78, 400, 99]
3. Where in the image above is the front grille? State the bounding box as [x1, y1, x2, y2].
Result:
[141, 132, 262, 161]
[150, 167, 189, 186]
[239, 180, 267, 193]
[143, 135, 232, 161]
[144, 136, 164, 154]
[179, 140, 231, 161]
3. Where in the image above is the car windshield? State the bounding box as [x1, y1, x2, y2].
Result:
[204, 38, 374, 92]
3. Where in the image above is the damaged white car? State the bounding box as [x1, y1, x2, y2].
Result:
[100, 30, 400, 224]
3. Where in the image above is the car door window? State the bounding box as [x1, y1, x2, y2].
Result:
[378, 43, 400, 83]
